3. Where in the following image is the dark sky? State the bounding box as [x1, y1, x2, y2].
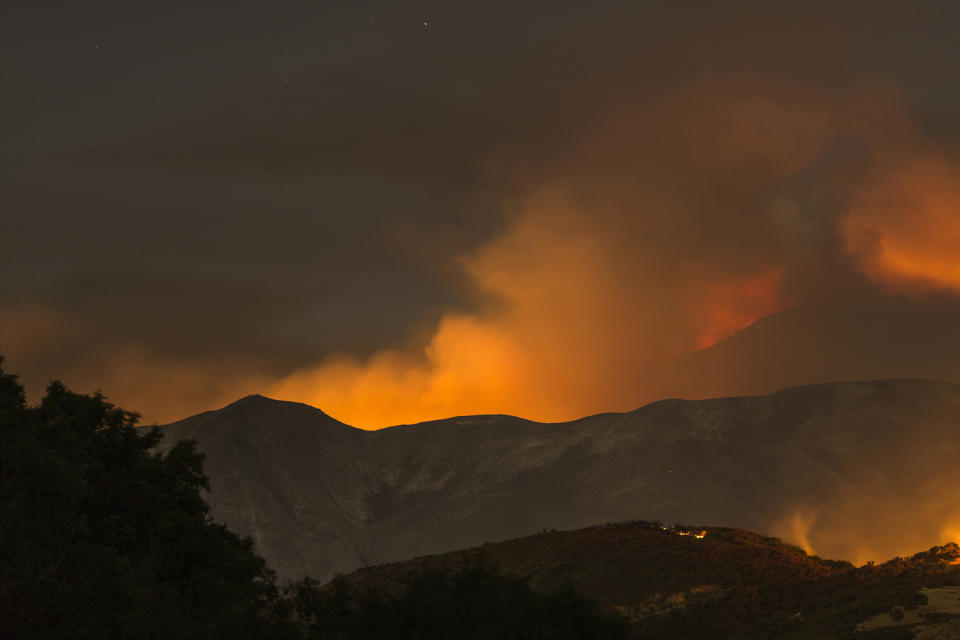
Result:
[4, 1, 960, 427]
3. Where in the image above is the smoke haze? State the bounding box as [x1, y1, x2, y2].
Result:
[8, 82, 960, 428]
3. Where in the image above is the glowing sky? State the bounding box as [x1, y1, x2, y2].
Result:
[4, 1, 960, 427]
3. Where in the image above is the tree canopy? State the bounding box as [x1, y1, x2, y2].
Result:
[286, 558, 630, 640]
[0, 358, 287, 639]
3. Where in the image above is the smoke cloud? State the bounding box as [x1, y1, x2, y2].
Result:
[256, 76, 960, 428]
[842, 154, 960, 294]
[9, 72, 960, 434]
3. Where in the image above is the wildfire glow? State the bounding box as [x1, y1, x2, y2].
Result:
[267, 196, 790, 428]
[264, 79, 960, 429]
[268, 199, 673, 428]
[693, 269, 783, 350]
[25, 75, 960, 436]
[772, 509, 819, 556]
[842, 159, 960, 294]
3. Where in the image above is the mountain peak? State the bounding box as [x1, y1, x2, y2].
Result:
[220, 393, 321, 414]
[229, 393, 276, 406]
[207, 393, 283, 416]
[211, 393, 355, 431]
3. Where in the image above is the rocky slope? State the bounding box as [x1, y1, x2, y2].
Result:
[157, 378, 960, 580]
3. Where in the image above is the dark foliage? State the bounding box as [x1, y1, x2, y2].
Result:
[0, 358, 290, 639]
[287, 557, 631, 640]
[339, 521, 960, 639]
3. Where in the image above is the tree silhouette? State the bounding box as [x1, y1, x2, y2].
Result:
[287, 556, 631, 639]
[0, 358, 289, 639]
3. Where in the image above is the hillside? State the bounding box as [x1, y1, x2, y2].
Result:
[341, 521, 960, 639]
[157, 378, 960, 580]
[346, 521, 851, 613]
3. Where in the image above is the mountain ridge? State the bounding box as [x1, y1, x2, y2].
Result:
[200, 375, 960, 431]
[157, 377, 960, 580]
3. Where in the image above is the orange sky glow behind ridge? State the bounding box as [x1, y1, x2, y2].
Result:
[254, 78, 960, 429]
[14, 77, 960, 432]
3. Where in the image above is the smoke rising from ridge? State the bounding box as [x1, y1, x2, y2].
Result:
[257, 76, 960, 428]
[8, 2, 960, 430]
[8, 71, 960, 431]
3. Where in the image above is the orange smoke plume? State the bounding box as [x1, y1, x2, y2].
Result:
[842, 157, 960, 295]
[269, 193, 788, 428]
[270, 198, 666, 428]
[20, 75, 960, 433]
[266, 77, 947, 428]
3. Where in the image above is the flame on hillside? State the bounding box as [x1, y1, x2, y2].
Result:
[670, 527, 707, 540]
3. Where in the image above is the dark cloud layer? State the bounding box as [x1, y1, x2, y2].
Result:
[3, 1, 960, 425]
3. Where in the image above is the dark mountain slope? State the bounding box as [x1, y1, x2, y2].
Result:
[158, 379, 960, 580]
[341, 522, 960, 639]
[346, 522, 850, 613]
[671, 297, 960, 399]
[159, 395, 369, 577]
